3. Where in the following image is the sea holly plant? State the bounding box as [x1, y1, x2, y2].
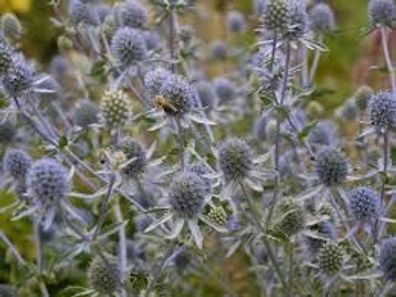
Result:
[0, 1, 395, 297]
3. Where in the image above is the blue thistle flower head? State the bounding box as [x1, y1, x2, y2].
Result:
[308, 121, 338, 150]
[118, 137, 147, 178]
[368, 91, 396, 131]
[168, 172, 207, 218]
[173, 246, 191, 271]
[379, 237, 396, 281]
[286, 0, 308, 39]
[368, 0, 394, 27]
[315, 147, 348, 187]
[213, 77, 237, 104]
[218, 138, 253, 182]
[349, 187, 381, 224]
[339, 99, 358, 121]
[144, 67, 172, 95]
[88, 256, 121, 295]
[111, 27, 147, 68]
[0, 121, 16, 144]
[2, 54, 34, 97]
[74, 101, 99, 128]
[210, 40, 228, 61]
[310, 3, 336, 33]
[186, 162, 212, 196]
[49, 55, 69, 78]
[143, 31, 162, 51]
[95, 3, 111, 24]
[156, 74, 194, 117]
[254, 0, 266, 15]
[195, 81, 218, 110]
[26, 158, 70, 205]
[226, 11, 246, 33]
[3, 148, 32, 180]
[69, 0, 98, 26]
[115, 0, 148, 29]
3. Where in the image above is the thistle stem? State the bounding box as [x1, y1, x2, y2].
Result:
[281, 40, 291, 104]
[175, 118, 185, 169]
[380, 27, 396, 94]
[269, 31, 278, 71]
[377, 131, 389, 240]
[93, 173, 116, 240]
[144, 242, 176, 297]
[309, 34, 323, 84]
[239, 182, 289, 293]
[169, 9, 176, 73]
[381, 131, 389, 206]
[34, 219, 44, 272]
[113, 198, 127, 297]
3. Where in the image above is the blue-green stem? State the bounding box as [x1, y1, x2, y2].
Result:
[380, 27, 396, 94]
[239, 182, 289, 293]
[113, 198, 127, 297]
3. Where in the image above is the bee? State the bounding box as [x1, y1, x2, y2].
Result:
[98, 146, 127, 170]
[97, 147, 113, 166]
[153, 95, 178, 115]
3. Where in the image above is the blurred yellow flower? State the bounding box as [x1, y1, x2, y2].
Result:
[11, 0, 31, 13]
[0, 0, 31, 13]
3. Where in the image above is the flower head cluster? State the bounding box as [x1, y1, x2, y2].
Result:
[368, 0, 394, 27]
[69, 0, 98, 26]
[115, 0, 148, 29]
[309, 3, 336, 33]
[2, 55, 34, 97]
[348, 187, 380, 224]
[26, 158, 69, 205]
[88, 256, 121, 295]
[262, 0, 290, 32]
[195, 81, 218, 110]
[275, 200, 305, 236]
[318, 242, 343, 276]
[379, 237, 396, 281]
[218, 138, 253, 183]
[74, 101, 99, 128]
[144, 67, 172, 95]
[169, 172, 207, 219]
[100, 89, 131, 128]
[226, 11, 246, 33]
[368, 91, 396, 131]
[3, 148, 31, 180]
[111, 27, 147, 68]
[308, 121, 338, 150]
[0, 121, 15, 144]
[118, 137, 147, 179]
[286, 0, 308, 39]
[315, 148, 348, 187]
[155, 74, 194, 117]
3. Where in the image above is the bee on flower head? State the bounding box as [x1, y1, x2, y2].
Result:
[97, 146, 127, 172]
[153, 95, 178, 115]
